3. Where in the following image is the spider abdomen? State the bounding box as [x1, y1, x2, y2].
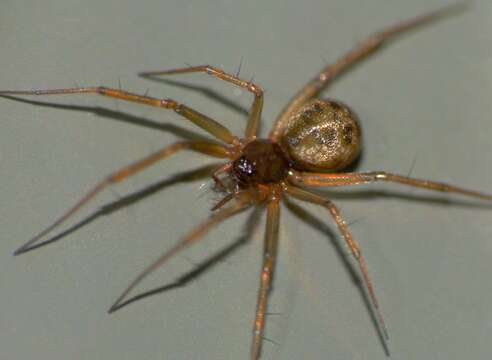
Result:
[280, 99, 361, 171]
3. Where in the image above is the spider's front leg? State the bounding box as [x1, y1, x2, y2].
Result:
[139, 65, 264, 140]
[0, 86, 237, 144]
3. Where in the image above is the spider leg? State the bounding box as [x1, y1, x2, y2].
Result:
[211, 163, 233, 193]
[0, 87, 237, 144]
[108, 191, 252, 313]
[139, 65, 264, 140]
[251, 197, 280, 360]
[270, 3, 465, 141]
[13, 141, 230, 255]
[285, 185, 389, 341]
[289, 170, 492, 202]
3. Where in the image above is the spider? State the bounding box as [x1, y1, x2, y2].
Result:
[2, 3, 490, 359]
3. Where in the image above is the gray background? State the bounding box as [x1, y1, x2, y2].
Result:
[1, 0, 491, 359]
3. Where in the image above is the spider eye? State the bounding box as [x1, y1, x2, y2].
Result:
[236, 156, 256, 177]
[232, 155, 257, 185]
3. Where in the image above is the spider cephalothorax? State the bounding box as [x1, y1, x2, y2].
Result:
[232, 140, 290, 185]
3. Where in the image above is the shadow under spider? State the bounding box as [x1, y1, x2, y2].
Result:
[16, 163, 221, 254]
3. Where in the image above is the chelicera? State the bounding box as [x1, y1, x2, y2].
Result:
[2, 4, 490, 359]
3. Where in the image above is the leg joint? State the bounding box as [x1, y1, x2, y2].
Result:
[248, 83, 263, 95]
[371, 171, 388, 180]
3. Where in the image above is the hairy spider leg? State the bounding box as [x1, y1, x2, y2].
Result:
[289, 171, 492, 202]
[285, 185, 389, 342]
[13, 141, 230, 255]
[269, 2, 465, 141]
[108, 191, 252, 313]
[251, 196, 281, 360]
[0, 87, 237, 144]
[140, 65, 264, 139]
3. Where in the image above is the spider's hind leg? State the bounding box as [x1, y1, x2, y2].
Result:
[290, 171, 492, 202]
[270, 3, 466, 141]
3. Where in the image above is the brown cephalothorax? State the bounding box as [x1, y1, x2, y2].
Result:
[3, 4, 489, 360]
[280, 99, 361, 171]
[232, 140, 290, 185]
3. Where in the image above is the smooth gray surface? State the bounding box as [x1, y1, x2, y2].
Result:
[1, 1, 491, 359]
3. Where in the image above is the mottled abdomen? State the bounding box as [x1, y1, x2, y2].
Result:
[279, 99, 361, 171]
